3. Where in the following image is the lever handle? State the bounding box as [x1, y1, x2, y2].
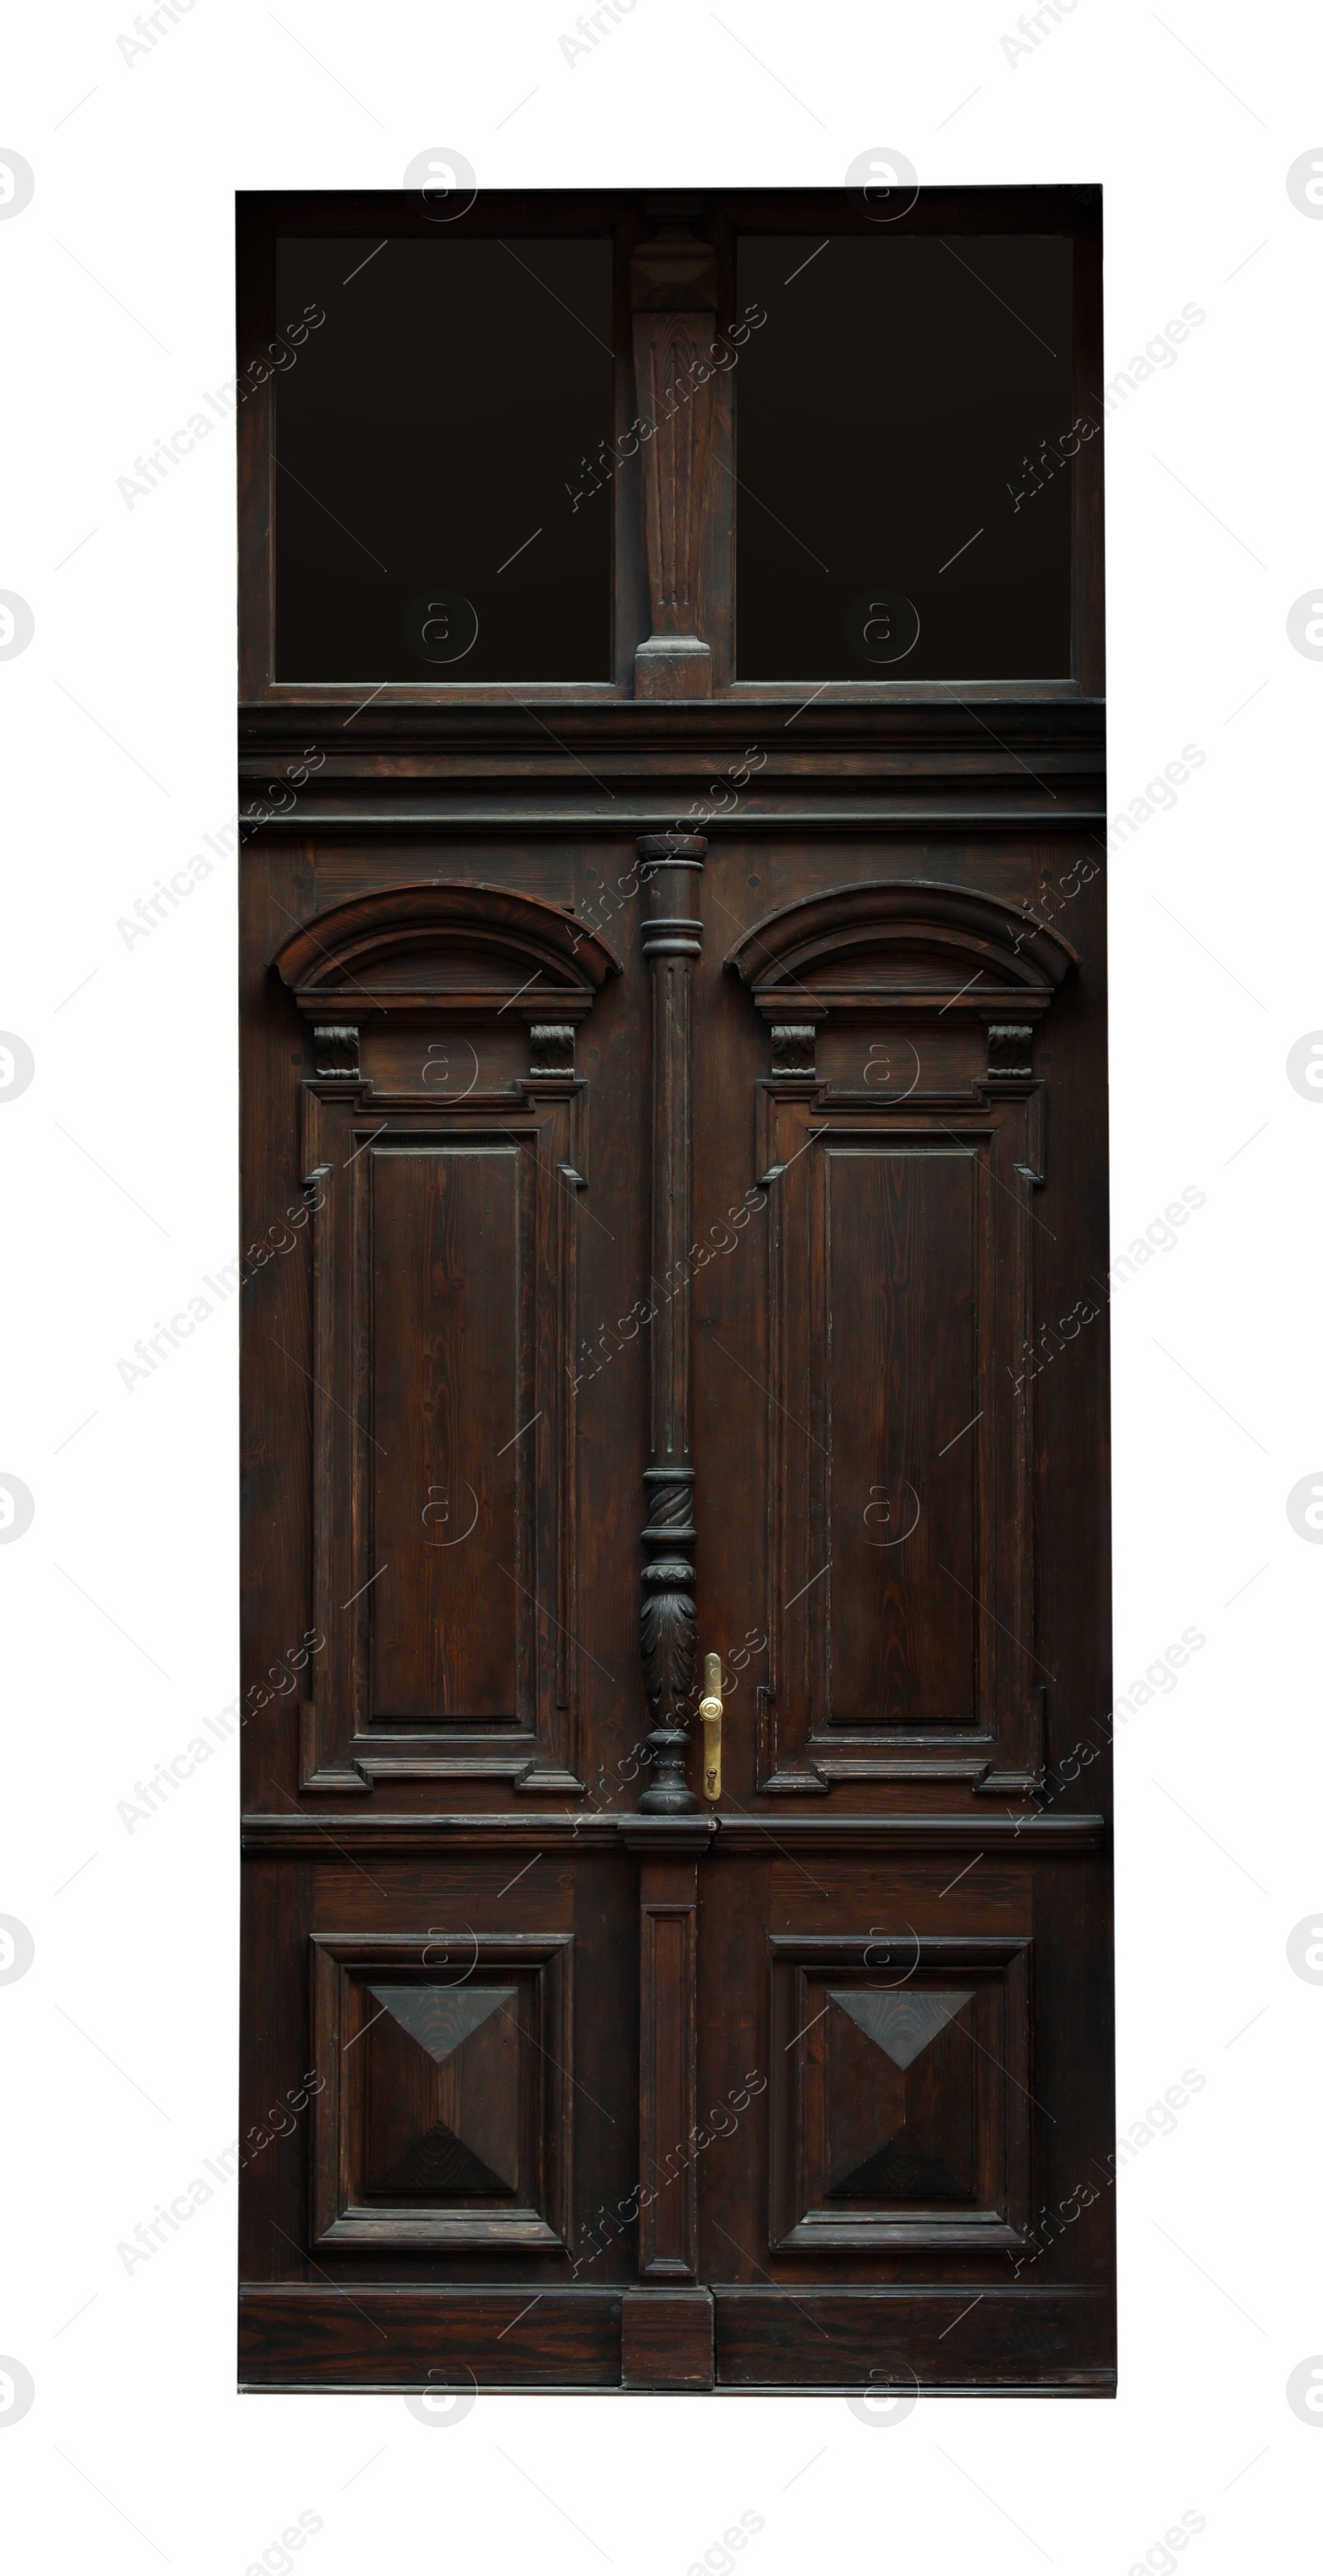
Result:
[698, 1650, 723, 1803]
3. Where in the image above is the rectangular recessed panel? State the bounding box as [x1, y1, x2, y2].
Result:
[274, 237, 614, 680]
[735, 234, 1073, 679]
[370, 1146, 526, 1721]
[826, 1146, 977, 1723]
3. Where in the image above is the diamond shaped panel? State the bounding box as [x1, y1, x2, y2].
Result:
[364, 1982, 521, 2199]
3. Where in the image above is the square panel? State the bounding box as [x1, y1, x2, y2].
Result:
[310, 1934, 573, 2249]
[768, 1934, 1032, 2249]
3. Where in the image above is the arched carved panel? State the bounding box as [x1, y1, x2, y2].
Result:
[272, 883, 619, 1796]
[724, 879, 1080, 1800]
[274, 880, 621, 1032]
[724, 879, 1077, 1018]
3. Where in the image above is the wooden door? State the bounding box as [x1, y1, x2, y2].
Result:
[239, 184, 1112, 2396]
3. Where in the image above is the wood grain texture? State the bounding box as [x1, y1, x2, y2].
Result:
[637, 1850, 702, 2278]
[621, 2286, 714, 2388]
[239, 186, 1111, 2397]
[240, 2287, 625, 2388]
[712, 2287, 1113, 2392]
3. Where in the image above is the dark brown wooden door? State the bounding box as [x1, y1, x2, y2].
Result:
[239, 184, 1112, 2397]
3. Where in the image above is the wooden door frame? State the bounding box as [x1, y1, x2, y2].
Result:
[237, 182, 1111, 2396]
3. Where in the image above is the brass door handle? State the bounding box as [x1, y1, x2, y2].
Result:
[699, 1651, 722, 1803]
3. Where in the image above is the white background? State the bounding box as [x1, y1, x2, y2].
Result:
[2, 2, 1319, 2569]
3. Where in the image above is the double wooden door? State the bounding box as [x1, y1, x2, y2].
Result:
[239, 184, 1112, 2395]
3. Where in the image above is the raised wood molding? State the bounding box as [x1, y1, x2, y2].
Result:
[240, 698, 1106, 772]
[241, 1812, 1107, 1852]
[246, 800, 1108, 840]
[241, 697, 1106, 747]
[240, 705, 1106, 836]
[617, 1815, 717, 1853]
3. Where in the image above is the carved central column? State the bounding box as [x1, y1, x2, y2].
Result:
[638, 831, 705, 1813]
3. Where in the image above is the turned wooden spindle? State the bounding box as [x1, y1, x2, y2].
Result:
[638, 831, 705, 1811]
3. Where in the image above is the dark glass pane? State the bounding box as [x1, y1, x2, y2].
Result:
[274, 237, 614, 681]
[735, 235, 1074, 680]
